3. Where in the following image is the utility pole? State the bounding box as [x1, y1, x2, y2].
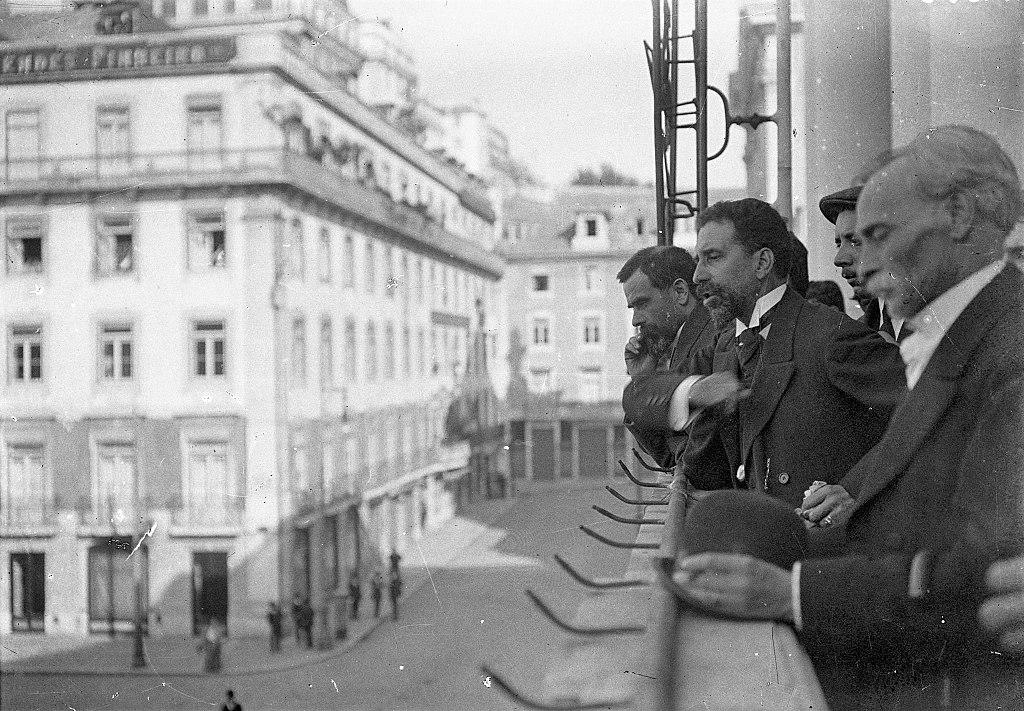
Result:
[131, 487, 147, 668]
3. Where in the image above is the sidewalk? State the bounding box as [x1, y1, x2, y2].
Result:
[0, 494, 520, 678]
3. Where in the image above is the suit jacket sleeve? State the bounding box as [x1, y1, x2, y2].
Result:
[826, 317, 906, 422]
[797, 371, 1024, 656]
[827, 318, 906, 497]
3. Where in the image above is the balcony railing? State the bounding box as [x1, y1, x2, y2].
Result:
[171, 499, 245, 529]
[0, 148, 504, 276]
[0, 501, 54, 527]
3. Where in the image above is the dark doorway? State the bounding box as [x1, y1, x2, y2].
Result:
[9, 553, 45, 632]
[191, 552, 228, 635]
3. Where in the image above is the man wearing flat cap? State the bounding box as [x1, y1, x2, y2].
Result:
[821, 156, 910, 344]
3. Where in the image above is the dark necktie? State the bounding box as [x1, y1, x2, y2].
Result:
[735, 326, 763, 387]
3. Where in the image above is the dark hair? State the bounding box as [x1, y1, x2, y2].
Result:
[806, 280, 845, 311]
[616, 245, 697, 294]
[696, 198, 791, 279]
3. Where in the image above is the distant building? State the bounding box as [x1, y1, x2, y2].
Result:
[0, 0, 502, 639]
[498, 184, 739, 482]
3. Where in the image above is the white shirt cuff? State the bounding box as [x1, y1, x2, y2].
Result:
[791, 561, 803, 630]
[668, 375, 704, 431]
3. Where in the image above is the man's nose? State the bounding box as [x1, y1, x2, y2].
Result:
[857, 245, 880, 284]
[692, 261, 708, 285]
[834, 244, 851, 269]
[631, 312, 644, 328]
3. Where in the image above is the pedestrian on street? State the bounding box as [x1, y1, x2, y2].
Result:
[388, 549, 402, 576]
[220, 689, 242, 711]
[347, 569, 362, 619]
[388, 569, 403, 621]
[266, 601, 282, 653]
[296, 597, 314, 648]
[197, 618, 225, 673]
[291, 595, 303, 646]
[370, 569, 384, 618]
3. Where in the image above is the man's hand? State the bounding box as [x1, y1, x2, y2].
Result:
[797, 482, 853, 527]
[672, 553, 794, 622]
[687, 372, 746, 413]
[625, 334, 658, 378]
[980, 557, 1024, 653]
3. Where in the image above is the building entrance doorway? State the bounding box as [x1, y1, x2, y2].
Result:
[9, 552, 45, 632]
[88, 537, 148, 635]
[191, 552, 228, 635]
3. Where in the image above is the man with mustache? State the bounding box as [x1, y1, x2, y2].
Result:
[666, 197, 905, 517]
[673, 126, 1024, 708]
[822, 182, 909, 344]
[619, 245, 722, 469]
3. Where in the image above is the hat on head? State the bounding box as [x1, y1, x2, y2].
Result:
[682, 490, 808, 570]
[818, 185, 862, 225]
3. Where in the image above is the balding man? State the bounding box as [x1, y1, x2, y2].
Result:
[672, 125, 1024, 709]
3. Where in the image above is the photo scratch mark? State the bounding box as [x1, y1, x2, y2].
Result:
[126, 522, 157, 559]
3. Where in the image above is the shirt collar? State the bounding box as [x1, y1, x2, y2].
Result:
[899, 260, 1004, 388]
[906, 260, 1004, 339]
[735, 282, 787, 337]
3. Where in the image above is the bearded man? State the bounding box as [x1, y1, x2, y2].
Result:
[628, 198, 905, 518]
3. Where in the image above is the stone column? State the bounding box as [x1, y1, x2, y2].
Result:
[802, 0, 891, 281]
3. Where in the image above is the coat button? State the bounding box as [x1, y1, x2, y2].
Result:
[736, 465, 746, 482]
[778, 473, 790, 485]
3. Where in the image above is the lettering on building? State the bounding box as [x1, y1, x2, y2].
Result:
[0, 37, 237, 82]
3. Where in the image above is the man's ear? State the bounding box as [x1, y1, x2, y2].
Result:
[754, 247, 775, 280]
[946, 191, 976, 244]
[672, 278, 692, 307]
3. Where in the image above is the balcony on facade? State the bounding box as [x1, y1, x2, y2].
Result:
[0, 147, 503, 278]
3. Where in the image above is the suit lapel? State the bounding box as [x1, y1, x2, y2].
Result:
[713, 332, 741, 464]
[851, 266, 1022, 512]
[738, 288, 799, 461]
[852, 377, 956, 509]
[670, 303, 711, 371]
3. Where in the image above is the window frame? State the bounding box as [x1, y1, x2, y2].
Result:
[9, 324, 43, 384]
[94, 212, 136, 278]
[98, 323, 134, 382]
[191, 320, 227, 379]
[5, 215, 46, 276]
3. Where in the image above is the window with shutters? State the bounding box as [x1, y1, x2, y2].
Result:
[185, 99, 222, 169]
[99, 325, 133, 381]
[6, 217, 45, 275]
[291, 317, 306, 387]
[344, 318, 357, 382]
[5, 110, 40, 181]
[582, 315, 603, 346]
[383, 321, 395, 380]
[364, 241, 376, 293]
[285, 218, 305, 279]
[185, 441, 235, 525]
[2, 444, 48, 526]
[96, 106, 130, 174]
[532, 316, 550, 346]
[93, 444, 136, 525]
[342, 232, 355, 288]
[9, 325, 42, 383]
[192, 321, 225, 378]
[365, 321, 378, 381]
[384, 245, 395, 299]
[317, 226, 332, 284]
[95, 214, 135, 276]
[187, 211, 226, 270]
[320, 317, 333, 389]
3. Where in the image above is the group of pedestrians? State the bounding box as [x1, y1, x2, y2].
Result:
[262, 552, 405, 655]
[347, 553, 404, 621]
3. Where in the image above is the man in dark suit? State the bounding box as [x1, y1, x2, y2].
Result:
[630, 198, 904, 512]
[673, 125, 1024, 709]
[619, 246, 719, 468]
[822, 184, 909, 343]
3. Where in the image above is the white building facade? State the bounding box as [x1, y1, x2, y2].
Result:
[0, 2, 502, 640]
